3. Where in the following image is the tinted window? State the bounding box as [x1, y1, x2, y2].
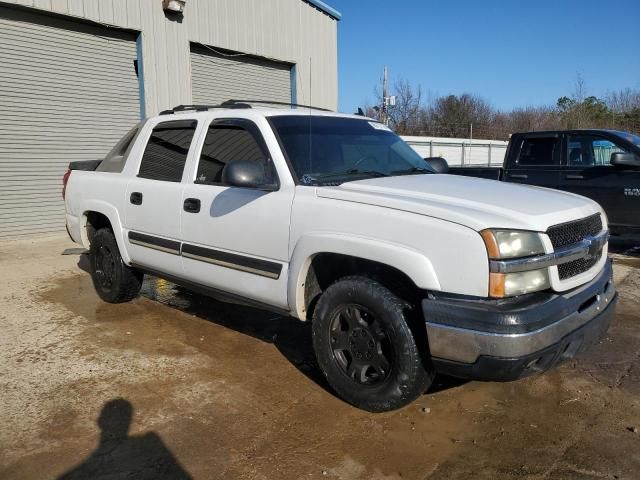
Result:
[138, 120, 197, 182]
[196, 121, 268, 185]
[269, 116, 433, 185]
[97, 124, 141, 173]
[567, 135, 627, 167]
[612, 131, 640, 148]
[517, 137, 558, 166]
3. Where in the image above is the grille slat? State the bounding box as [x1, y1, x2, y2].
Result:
[547, 214, 603, 280]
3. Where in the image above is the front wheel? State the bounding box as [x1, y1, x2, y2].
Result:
[312, 276, 434, 412]
[89, 228, 143, 303]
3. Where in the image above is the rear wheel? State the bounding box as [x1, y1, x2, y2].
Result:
[90, 228, 142, 303]
[312, 276, 434, 412]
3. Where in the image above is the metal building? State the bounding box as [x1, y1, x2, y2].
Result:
[0, 0, 340, 238]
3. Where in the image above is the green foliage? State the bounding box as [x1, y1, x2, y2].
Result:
[365, 82, 640, 139]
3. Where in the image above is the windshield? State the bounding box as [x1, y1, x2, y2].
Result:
[613, 131, 640, 149]
[269, 115, 434, 185]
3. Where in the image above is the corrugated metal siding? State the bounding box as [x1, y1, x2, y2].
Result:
[0, 5, 140, 238]
[187, 0, 337, 110]
[190, 46, 292, 106]
[2, 0, 338, 113]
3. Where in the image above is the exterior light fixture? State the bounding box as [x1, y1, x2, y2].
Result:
[162, 0, 185, 13]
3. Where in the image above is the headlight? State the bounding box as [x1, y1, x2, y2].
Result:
[481, 229, 550, 298]
[480, 230, 545, 259]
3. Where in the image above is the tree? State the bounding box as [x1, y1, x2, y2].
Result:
[357, 74, 640, 140]
[429, 94, 494, 138]
[386, 79, 423, 135]
[557, 95, 610, 128]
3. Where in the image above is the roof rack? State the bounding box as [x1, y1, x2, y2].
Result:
[159, 103, 250, 115]
[225, 99, 332, 112]
[159, 99, 332, 115]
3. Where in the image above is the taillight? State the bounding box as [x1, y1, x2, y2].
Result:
[62, 169, 71, 199]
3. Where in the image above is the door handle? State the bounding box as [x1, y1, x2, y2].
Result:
[183, 198, 201, 213]
[565, 174, 584, 180]
[509, 173, 528, 179]
[130, 192, 143, 205]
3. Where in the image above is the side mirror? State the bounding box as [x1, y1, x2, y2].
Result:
[221, 160, 278, 191]
[611, 152, 640, 167]
[425, 157, 449, 174]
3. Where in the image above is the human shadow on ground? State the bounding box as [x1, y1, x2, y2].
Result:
[57, 398, 192, 480]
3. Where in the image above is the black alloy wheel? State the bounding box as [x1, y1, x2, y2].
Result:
[329, 304, 393, 386]
[94, 244, 116, 289]
[89, 228, 143, 303]
[312, 276, 434, 412]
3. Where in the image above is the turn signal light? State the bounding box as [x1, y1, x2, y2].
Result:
[489, 273, 506, 297]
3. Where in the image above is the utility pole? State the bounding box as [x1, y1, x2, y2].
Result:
[382, 65, 388, 125]
[469, 123, 473, 163]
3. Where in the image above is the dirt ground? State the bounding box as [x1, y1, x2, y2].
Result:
[1, 235, 639, 480]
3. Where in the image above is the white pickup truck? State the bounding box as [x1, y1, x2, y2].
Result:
[64, 102, 617, 412]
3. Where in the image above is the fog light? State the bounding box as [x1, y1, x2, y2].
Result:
[490, 269, 550, 298]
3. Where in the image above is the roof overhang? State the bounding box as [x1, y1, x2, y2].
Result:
[304, 0, 341, 20]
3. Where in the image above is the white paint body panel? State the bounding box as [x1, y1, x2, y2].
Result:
[317, 174, 602, 233]
[65, 108, 608, 320]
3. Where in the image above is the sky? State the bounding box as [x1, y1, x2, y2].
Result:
[328, 0, 640, 114]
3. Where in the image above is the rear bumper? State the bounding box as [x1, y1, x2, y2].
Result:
[422, 261, 616, 381]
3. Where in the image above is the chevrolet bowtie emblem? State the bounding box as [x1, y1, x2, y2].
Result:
[584, 235, 600, 260]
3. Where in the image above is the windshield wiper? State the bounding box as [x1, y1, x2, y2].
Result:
[313, 168, 389, 180]
[391, 166, 433, 175]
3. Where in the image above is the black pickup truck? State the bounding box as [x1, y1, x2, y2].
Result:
[446, 129, 640, 235]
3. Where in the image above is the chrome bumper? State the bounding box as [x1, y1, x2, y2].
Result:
[424, 261, 616, 364]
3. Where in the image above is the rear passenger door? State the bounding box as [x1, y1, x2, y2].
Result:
[503, 134, 562, 190]
[124, 119, 198, 277]
[561, 133, 635, 228]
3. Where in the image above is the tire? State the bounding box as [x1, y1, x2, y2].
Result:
[312, 276, 434, 412]
[89, 228, 143, 303]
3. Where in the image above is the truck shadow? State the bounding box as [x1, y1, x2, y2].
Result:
[77, 254, 467, 398]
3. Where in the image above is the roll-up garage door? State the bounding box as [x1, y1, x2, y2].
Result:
[190, 45, 292, 106]
[0, 6, 140, 238]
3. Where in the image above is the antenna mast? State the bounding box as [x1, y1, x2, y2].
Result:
[309, 56, 312, 113]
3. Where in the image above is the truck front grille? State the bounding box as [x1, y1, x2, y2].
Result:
[547, 213, 603, 280]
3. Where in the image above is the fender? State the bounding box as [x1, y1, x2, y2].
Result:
[80, 200, 131, 264]
[288, 232, 441, 319]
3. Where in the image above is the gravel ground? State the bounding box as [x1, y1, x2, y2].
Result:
[1, 235, 639, 480]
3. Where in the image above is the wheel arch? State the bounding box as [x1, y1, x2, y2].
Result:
[80, 201, 130, 263]
[288, 233, 441, 320]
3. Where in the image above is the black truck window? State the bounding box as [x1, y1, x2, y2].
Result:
[138, 120, 197, 182]
[195, 120, 269, 185]
[517, 137, 558, 166]
[567, 135, 627, 167]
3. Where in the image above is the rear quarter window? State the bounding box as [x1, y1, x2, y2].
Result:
[96, 124, 141, 173]
[138, 120, 197, 182]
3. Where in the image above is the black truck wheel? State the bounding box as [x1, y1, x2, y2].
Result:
[89, 228, 143, 303]
[312, 276, 434, 412]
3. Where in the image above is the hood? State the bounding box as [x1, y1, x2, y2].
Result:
[316, 174, 602, 232]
